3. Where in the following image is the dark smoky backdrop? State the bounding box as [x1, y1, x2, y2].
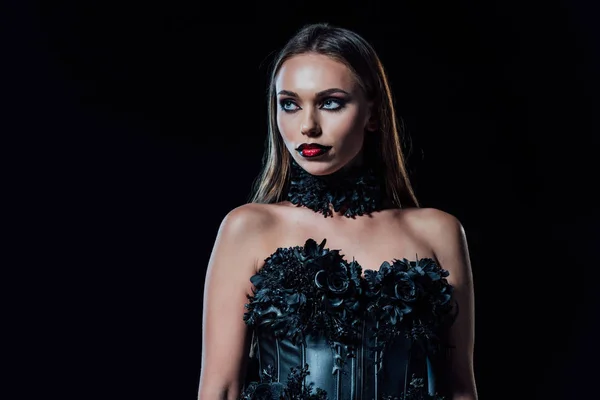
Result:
[6, 1, 598, 399]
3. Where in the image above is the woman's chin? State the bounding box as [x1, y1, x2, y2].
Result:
[292, 151, 363, 177]
[294, 159, 345, 176]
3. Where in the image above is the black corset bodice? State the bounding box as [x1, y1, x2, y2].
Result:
[240, 238, 457, 400]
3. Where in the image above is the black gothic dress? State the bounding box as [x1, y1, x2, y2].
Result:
[240, 238, 457, 400]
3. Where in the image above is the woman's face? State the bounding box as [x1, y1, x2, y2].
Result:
[275, 53, 373, 176]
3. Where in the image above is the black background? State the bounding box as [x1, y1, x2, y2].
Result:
[6, 1, 599, 399]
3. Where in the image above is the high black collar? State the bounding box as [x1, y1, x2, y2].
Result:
[286, 159, 385, 218]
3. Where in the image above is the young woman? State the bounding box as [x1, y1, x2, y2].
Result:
[198, 23, 477, 400]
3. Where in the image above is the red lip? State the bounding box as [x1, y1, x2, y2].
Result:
[296, 143, 326, 151]
[297, 143, 330, 151]
[301, 148, 327, 157]
[295, 143, 332, 158]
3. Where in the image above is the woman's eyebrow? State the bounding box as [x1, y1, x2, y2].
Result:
[277, 88, 351, 98]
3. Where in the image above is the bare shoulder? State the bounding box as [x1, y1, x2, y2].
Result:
[396, 207, 466, 259]
[402, 207, 470, 277]
[219, 203, 278, 236]
[401, 207, 464, 237]
[218, 203, 282, 254]
[208, 203, 279, 276]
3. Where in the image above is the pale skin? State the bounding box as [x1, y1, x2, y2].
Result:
[276, 53, 376, 176]
[198, 53, 477, 400]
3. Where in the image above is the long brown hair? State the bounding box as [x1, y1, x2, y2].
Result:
[249, 23, 419, 209]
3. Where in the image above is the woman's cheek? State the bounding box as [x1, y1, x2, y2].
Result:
[277, 114, 295, 142]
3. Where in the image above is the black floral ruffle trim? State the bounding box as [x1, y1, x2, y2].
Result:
[286, 159, 384, 218]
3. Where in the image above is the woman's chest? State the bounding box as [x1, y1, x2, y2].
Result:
[258, 209, 435, 272]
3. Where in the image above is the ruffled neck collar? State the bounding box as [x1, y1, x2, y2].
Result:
[286, 159, 385, 218]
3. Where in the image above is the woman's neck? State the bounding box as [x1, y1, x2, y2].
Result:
[285, 157, 386, 218]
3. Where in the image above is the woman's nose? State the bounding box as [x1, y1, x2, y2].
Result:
[300, 110, 321, 137]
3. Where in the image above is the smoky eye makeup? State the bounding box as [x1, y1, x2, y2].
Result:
[279, 99, 299, 112]
[278, 96, 349, 113]
[320, 97, 347, 111]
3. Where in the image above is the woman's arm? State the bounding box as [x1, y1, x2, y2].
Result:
[422, 208, 478, 400]
[198, 204, 273, 400]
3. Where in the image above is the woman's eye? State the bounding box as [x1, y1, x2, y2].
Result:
[321, 98, 344, 110]
[280, 100, 299, 112]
